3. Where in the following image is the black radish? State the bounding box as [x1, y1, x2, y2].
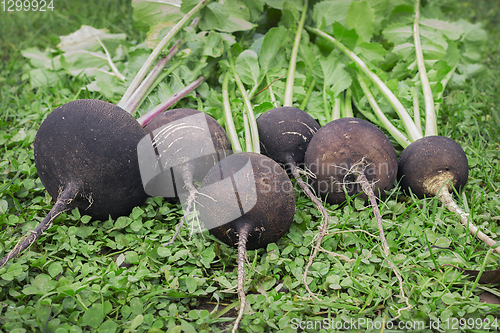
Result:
[0, 100, 148, 267]
[397, 136, 500, 253]
[0, 4, 210, 265]
[398, 136, 468, 199]
[255, 0, 333, 300]
[305, 117, 398, 206]
[0, 78, 205, 267]
[197, 152, 295, 332]
[258, 107, 319, 168]
[304, 117, 398, 271]
[217, 44, 298, 330]
[140, 108, 232, 243]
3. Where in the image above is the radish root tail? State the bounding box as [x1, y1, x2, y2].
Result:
[356, 172, 390, 256]
[0, 184, 78, 268]
[353, 161, 411, 320]
[233, 223, 251, 333]
[292, 162, 329, 301]
[166, 166, 199, 246]
[302, 158, 400, 306]
[166, 182, 198, 246]
[438, 189, 500, 255]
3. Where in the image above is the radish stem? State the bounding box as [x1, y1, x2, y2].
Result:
[323, 84, 330, 122]
[284, 0, 308, 107]
[124, 14, 200, 113]
[123, 40, 182, 114]
[137, 76, 205, 127]
[413, 0, 437, 136]
[344, 88, 353, 118]
[133, 60, 185, 114]
[222, 72, 242, 152]
[357, 74, 411, 148]
[227, 47, 260, 153]
[95, 35, 125, 81]
[118, 0, 209, 108]
[300, 79, 315, 110]
[332, 95, 341, 121]
[412, 89, 422, 135]
[309, 27, 423, 142]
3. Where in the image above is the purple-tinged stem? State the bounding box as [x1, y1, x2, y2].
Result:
[137, 76, 205, 127]
[123, 40, 182, 114]
[123, 18, 200, 114]
[117, 0, 209, 108]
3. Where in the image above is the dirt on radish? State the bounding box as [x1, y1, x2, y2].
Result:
[305, 117, 398, 205]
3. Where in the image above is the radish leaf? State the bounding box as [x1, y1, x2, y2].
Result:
[346, 1, 375, 42]
[198, 2, 255, 32]
[235, 50, 260, 87]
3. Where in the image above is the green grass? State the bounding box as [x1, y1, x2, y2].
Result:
[1, 1, 500, 332]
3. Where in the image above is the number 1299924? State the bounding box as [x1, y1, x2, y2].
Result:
[2, 0, 54, 11]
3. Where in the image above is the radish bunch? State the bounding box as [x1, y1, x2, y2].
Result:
[310, 0, 499, 254]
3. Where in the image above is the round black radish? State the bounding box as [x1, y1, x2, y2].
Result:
[142, 108, 232, 199]
[397, 137, 500, 255]
[256, 106, 335, 298]
[197, 152, 295, 250]
[34, 99, 148, 220]
[397, 136, 468, 198]
[0, 99, 148, 267]
[197, 152, 295, 332]
[304, 117, 398, 205]
[257, 106, 320, 167]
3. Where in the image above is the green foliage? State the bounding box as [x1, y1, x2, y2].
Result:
[0, 0, 499, 332]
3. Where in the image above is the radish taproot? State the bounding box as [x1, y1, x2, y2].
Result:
[303, 117, 398, 293]
[396, 136, 498, 252]
[0, 4, 210, 267]
[142, 108, 232, 199]
[309, 0, 500, 254]
[304, 117, 398, 206]
[398, 136, 468, 199]
[198, 152, 295, 249]
[258, 107, 319, 169]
